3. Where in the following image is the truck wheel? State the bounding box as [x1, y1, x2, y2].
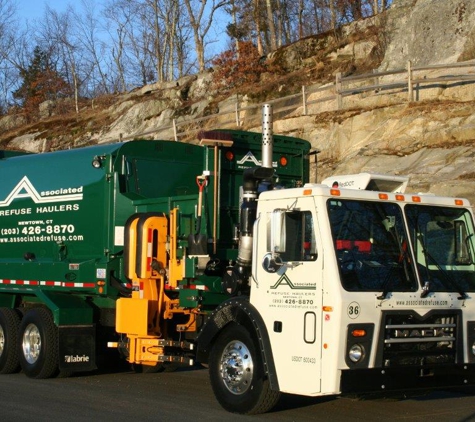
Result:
[0, 308, 21, 374]
[19, 308, 58, 379]
[209, 323, 280, 414]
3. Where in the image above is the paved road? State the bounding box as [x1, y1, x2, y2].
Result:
[2, 366, 475, 421]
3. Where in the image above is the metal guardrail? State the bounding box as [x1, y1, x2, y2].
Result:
[124, 60, 475, 142]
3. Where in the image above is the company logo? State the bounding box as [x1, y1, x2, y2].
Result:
[0, 176, 83, 207]
[270, 273, 316, 290]
[237, 151, 277, 168]
[64, 355, 90, 363]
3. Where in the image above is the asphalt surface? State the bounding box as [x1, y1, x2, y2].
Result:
[1, 366, 475, 421]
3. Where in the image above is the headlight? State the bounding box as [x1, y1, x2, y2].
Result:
[472, 341, 475, 356]
[349, 344, 364, 363]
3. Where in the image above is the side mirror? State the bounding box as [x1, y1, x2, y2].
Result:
[262, 253, 284, 273]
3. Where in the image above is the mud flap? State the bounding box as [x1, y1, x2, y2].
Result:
[58, 325, 97, 372]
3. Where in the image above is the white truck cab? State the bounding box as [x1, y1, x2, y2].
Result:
[250, 175, 475, 398]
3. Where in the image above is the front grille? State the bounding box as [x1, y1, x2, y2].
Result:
[378, 311, 461, 367]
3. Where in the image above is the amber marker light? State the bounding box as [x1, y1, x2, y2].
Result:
[412, 196, 421, 203]
[280, 156, 288, 166]
[330, 189, 340, 196]
[225, 151, 234, 161]
[351, 329, 367, 337]
[379, 193, 388, 200]
[395, 194, 405, 201]
[97, 280, 105, 294]
[303, 189, 312, 196]
[322, 306, 333, 312]
[455, 199, 464, 206]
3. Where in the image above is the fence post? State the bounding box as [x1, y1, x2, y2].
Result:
[235, 94, 240, 127]
[407, 60, 414, 102]
[336, 72, 343, 109]
[302, 86, 307, 115]
[373, 69, 379, 92]
[173, 119, 178, 142]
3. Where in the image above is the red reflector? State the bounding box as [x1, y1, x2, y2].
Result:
[280, 156, 288, 166]
[225, 151, 234, 161]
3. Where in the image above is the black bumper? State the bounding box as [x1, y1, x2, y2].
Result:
[341, 364, 475, 394]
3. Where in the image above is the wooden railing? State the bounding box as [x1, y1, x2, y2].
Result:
[122, 60, 475, 142]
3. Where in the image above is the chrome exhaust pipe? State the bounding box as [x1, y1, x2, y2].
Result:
[222, 104, 275, 296]
[261, 104, 273, 169]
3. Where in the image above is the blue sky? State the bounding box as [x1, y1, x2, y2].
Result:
[17, 0, 68, 22]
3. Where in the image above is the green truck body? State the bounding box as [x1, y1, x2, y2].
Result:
[0, 130, 310, 374]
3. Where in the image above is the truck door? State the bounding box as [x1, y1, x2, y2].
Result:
[251, 196, 322, 395]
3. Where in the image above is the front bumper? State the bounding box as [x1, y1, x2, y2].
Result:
[341, 364, 475, 394]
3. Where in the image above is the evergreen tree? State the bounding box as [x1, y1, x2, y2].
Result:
[13, 46, 71, 118]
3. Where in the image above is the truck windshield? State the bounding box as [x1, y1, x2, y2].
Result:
[328, 199, 417, 292]
[405, 204, 475, 293]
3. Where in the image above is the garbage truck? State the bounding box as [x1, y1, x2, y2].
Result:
[1, 105, 475, 414]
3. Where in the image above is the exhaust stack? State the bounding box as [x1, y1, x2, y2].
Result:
[261, 104, 274, 169]
[221, 104, 275, 296]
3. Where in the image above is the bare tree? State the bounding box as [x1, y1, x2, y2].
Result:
[183, 0, 228, 73]
[74, 0, 111, 95]
[265, 0, 277, 50]
[0, 0, 21, 111]
[37, 5, 86, 113]
[103, 1, 132, 91]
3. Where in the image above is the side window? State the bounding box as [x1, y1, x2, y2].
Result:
[268, 210, 317, 262]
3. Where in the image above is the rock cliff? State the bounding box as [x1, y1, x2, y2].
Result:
[2, 0, 475, 203]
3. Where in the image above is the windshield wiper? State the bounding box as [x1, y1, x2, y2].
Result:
[417, 231, 467, 299]
[425, 252, 467, 300]
[377, 221, 412, 300]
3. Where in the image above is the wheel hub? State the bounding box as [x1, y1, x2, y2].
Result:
[0, 325, 4, 358]
[219, 340, 253, 395]
[22, 323, 41, 364]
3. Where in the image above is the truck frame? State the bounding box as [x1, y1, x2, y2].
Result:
[0, 105, 475, 414]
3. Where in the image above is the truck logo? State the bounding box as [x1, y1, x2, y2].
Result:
[65, 355, 90, 363]
[0, 176, 83, 207]
[270, 274, 316, 290]
[237, 151, 277, 168]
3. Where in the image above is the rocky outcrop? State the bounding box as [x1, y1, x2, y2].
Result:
[3, 0, 475, 204]
[380, 0, 475, 70]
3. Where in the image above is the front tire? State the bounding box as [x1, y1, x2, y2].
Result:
[209, 323, 280, 414]
[0, 307, 21, 374]
[19, 308, 58, 379]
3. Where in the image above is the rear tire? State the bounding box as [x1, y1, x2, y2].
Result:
[209, 323, 280, 414]
[19, 308, 58, 379]
[0, 307, 21, 374]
